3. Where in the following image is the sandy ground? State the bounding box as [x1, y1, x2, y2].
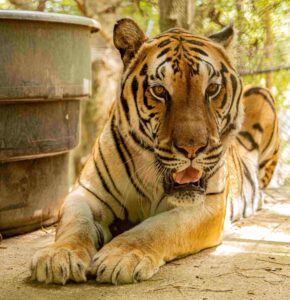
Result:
[1, 189, 290, 300]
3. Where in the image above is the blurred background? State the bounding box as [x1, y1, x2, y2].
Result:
[0, 0, 289, 187]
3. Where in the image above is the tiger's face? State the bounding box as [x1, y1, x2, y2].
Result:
[114, 19, 243, 200]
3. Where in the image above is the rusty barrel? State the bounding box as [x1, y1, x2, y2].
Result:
[0, 10, 100, 236]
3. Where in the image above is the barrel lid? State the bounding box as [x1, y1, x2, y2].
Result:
[0, 10, 100, 32]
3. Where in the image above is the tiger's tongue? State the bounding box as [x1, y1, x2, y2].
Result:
[174, 167, 201, 184]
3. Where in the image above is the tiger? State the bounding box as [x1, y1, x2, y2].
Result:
[31, 18, 279, 285]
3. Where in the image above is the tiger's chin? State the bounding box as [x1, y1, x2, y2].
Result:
[164, 173, 206, 207]
[166, 191, 206, 207]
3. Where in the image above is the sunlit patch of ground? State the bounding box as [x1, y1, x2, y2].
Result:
[1, 188, 289, 300]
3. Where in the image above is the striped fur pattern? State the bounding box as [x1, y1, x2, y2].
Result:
[227, 86, 279, 221]
[31, 19, 279, 285]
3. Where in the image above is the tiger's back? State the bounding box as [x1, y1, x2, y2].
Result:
[227, 86, 279, 221]
[240, 86, 279, 188]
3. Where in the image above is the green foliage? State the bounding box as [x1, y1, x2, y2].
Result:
[193, 0, 290, 111]
[44, 0, 80, 15]
[120, 0, 159, 36]
[0, 0, 12, 9]
[0, 0, 80, 13]
[243, 70, 290, 110]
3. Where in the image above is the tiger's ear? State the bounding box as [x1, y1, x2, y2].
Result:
[208, 24, 235, 49]
[113, 18, 147, 69]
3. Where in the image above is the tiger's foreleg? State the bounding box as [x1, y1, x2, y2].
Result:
[90, 196, 226, 284]
[31, 186, 112, 284]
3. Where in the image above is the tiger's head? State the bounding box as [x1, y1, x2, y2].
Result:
[113, 19, 243, 200]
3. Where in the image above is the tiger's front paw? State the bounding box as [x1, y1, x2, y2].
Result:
[89, 243, 162, 285]
[31, 243, 93, 285]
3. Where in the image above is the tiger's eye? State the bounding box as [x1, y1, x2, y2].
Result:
[152, 85, 167, 98]
[206, 83, 220, 96]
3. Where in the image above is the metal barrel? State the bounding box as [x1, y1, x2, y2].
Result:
[0, 10, 100, 236]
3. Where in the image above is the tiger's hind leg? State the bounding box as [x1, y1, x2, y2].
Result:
[237, 86, 280, 189]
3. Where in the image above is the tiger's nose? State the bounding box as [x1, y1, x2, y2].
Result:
[175, 143, 207, 158]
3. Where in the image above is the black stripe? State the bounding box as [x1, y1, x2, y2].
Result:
[183, 54, 200, 75]
[157, 154, 180, 162]
[229, 73, 238, 109]
[155, 57, 172, 80]
[222, 122, 236, 138]
[155, 146, 174, 154]
[220, 88, 227, 109]
[181, 34, 209, 41]
[131, 76, 153, 140]
[204, 152, 222, 161]
[160, 162, 184, 167]
[221, 72, 239, 136]
[142, 75, 155, 110]
[261, 120, 277, 154]
[149, 112, 157, 118]
[259, 158, 271, 169]
[131, 76, 139, 100]
[129, 130, 154, 152]
[189, 47, 208, 56]
[120, 93, 130, 123]
[184, 39, 205, 46]
[143, 95, 155, 110]
[236, 137, 250, 151]
[244, 87, 275, 112]
[98, 144, 122, 196]
[78, 179, 117, 219]
[203, 160, 220, 167]
[139, 63, 148, 76]
[238, 131, 259, 150]
[244, 87, 261, 97]
[158, 39, 171, 48]
[206, 189, 225, 196]
[111, 117, 149, 200]
[207, 144, 223, 154]
[229, 77, 243, 132]
[222, 78, 242, 136]
[155, 195, 167, 211]
[219, 63, 229, 109]
[157, 47, 171, 58]
[253, 123, 263, 133]
[93, 156, 126, 213]
[241, 159, 256, 212]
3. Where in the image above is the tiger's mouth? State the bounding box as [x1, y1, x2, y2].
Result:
[165, 166, 206, 194]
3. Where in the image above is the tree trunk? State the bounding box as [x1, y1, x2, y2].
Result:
[158, 0, 195, 32]
[8, 0, 46, 11]
[235, 0, 244, 71]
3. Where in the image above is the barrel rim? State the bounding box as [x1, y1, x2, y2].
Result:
[0, 10, 100, 32]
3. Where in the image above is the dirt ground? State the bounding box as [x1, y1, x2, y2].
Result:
[1, 189, 290, 300]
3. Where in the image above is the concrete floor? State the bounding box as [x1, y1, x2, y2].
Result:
[1, 189, 290, 300]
